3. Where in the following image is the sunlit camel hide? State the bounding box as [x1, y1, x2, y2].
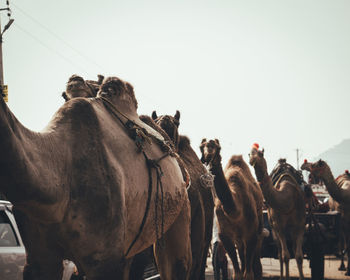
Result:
[0, 76, 192, 280]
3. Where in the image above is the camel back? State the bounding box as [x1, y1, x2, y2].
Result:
[335, 173, 350, 187]
[270, 159, 304, 195]
[270, 159, 304, 189]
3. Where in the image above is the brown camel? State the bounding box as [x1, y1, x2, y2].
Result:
[301, 159, 350, 276]
[61, 74, 162, 280]
[62, 74, 104, 101]
[0, 76, 192, 280]
[200, 138, 264, 280]
[152, 111, 214, 280]
[249, 144, 305, 280]
[60, 76, 185, 279]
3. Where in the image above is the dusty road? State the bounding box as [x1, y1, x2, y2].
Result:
[205, 255, 349, 280]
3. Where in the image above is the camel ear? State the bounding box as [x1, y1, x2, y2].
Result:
[97, 75, 104, 85]
[262, 148, 265, 156]
[199, 138, 206, 153]
[214, 139, 221, 148]
[152, 111, 158, 120]
[126, 83, 134, 94]
[174, 110, 180, 121]
[62, 91, 70, 102]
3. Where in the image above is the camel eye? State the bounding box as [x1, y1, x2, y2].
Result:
[107, 87, 115, 94]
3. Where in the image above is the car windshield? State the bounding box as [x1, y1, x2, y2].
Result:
[0, 212, 18, 247]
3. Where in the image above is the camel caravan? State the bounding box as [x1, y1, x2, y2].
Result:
[0, 74, 348, 280]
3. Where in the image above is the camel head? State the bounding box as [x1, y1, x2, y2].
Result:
[97, 76, 138, 110]
[301, 159, 331, 184]
[152, 110, 180, 148]
[200, 138, 221, 166]
[248, 143, 264, 168]
[300, 159, 313, 172]
[63, 74, 104, 101]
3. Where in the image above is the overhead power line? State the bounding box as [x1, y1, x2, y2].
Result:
[13, 22, 88, 74]
[11, 2, 104, 72]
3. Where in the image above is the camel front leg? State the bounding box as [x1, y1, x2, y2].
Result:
[23, 255, 63, 280]
[338, 233, 346, 271]
[78, 253, 128, 280]
[189, 201, 206, 280]
[346, 238, 350, 276]
[275, 237, 284, 280]
[279, 235, 290, 280]
[294, 232, 304, 280]
[275, 231, 289, 280]
[154, 200, 192, 280]
[220, 234, 242, 280]
[253, 236, 263, 280]
[244, 237, 260, 280]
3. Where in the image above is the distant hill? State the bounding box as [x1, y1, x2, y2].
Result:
[314, 139, 350, 176]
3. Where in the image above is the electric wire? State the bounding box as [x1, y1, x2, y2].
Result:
[11, 1, 104, 72]
[9, 1, 164, 107]
[13, 22, 88, 75]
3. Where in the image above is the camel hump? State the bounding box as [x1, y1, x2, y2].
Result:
[60, 96, 95, 113]
[226, 155, 245, 168]
[226, 171, 246, 187]
[178, 135, 191, 149]
[50, 97, 98, 130]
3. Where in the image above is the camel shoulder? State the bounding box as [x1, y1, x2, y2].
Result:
[178, 135, 191, 149]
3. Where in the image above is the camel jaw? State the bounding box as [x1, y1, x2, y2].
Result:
[248, 158, 256, 168]
[300, 162, 313, 172]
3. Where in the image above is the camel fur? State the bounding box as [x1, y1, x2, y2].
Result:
[62, 74, 104, 101]
[200, 139, 264, 280]
[0, 76, 192, 280]
[301, 160, 350, 276]
[152, 111, 214, 280]
[249, 145, 305, 280]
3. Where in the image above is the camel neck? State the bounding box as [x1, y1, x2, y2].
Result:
[0, 97, 66, 209]
[323, 172, 350, 204]
[254, 162, 286, 211]
[210, 162, 236, 214]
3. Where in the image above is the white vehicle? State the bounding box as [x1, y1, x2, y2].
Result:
[0, 200, 26, 280]
[0, 200, 75, 280]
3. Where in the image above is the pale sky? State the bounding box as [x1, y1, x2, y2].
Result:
[4, 0, 350, 172]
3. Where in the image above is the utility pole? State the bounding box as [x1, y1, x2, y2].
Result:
[0, 0, 14, 102]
